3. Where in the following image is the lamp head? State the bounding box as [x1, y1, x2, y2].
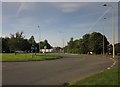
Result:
[104, 18, 106, 19]
[103, 4, 107, 6]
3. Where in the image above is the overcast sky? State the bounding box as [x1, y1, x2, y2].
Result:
[2, 2, 118, 47]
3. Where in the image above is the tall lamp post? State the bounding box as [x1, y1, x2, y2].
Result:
[58, 31, 65, 53]
[103, 18, 106, 56]
[62, 33, 65, 53]
[38, 25, 40, 53]
[103, 4, 115, 58]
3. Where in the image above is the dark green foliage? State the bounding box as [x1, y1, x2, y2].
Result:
[2, 32, 52, 53]
[79, 39, 84, 54]
[66, 38, 80, 53]
[8, 32, 25, 51]
[2, 37, 10, 53]
[82, 34, 90, 54]
[65, 32, 110, 54]
[115, 43, 120, 54]
[89, 32, 109, 54]
[28, 35, 36, 45]
[38, 40, 52, 49]
[0, 38, 2, 53]
[43, 40, 52, 49]
[21, 39, 31, 52]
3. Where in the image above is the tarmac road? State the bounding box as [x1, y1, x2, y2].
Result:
[2, 53, 113, 85]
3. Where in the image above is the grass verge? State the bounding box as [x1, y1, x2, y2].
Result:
[1, 53, 62, 62]
[68, 67, 119, 86]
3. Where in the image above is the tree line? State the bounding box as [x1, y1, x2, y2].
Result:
[1, 32, 52, 53]
[64, 32, 120, 55]
[1, 31, 120, 55]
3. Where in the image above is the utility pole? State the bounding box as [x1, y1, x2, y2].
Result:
[62, 33, 65, 53]
[38, 25, 40, 53]
[103, 4, 115, 58]
[59, 31, 65, 53]
[103, 17, 106, 56]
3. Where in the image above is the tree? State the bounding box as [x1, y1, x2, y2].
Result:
[89, 32, 109, 54]
[2, 32, 53, 53]
[28, 35, 37, 53]
[79, 39, 85, 54]
[2, 37, 10, 53]
[28, 35, 36, 45]
[103, 35, 110, 53]
[73, 39, 80, 53]
[115, 43, 120, 55]
[82, 34, 90, 54]
[21, 39, 31, 52]
[0, 37, 1, 53]
[6, 32, 32, 52]
[9, 32, 25, 52]
[36, 40, 52, 49]
[43, 40, 52, 49]
[67, 37, 75, 53]
[65, 32, 110, 54]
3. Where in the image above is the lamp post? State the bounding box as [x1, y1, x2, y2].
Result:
[103, 18, 106, 55]
[58, 31, 65, 53]
[103, 4, 115, 58]
[38, 25, 40, 53]
[62, 32, 65, 53]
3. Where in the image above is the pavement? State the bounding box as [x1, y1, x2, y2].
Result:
[2, 53, 113, 85]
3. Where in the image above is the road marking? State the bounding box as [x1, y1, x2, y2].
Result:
[106, 57, 116, 70]
[107, 67, 111, 70]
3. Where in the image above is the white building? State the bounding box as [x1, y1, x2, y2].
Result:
[40, 49, 53, 53]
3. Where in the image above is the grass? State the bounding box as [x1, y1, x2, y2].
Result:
[1, 53, 62, 62]
[68, 67, 119, 86]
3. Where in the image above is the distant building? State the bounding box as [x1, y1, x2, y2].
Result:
[40, 49, 53, 53]
[40, 47, 63, 53]
[52, 47, 62, 53]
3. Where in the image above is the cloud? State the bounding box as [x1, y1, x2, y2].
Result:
[71, 23, 91, 29]
[51, 2, 91, 13]
[56, 3, 81, 12]
[44, 18, 54, 23]
[16, 2, 36, 16]
[10, 17, 36, 31]
[2, 0, 119, 2]
[44, 17, 57, 23]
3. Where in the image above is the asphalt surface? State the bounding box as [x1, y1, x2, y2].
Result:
[2, 53, 113, 85]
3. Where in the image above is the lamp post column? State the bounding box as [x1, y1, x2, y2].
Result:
[103, 4, 115, 58]
[38, 25, 40, 53]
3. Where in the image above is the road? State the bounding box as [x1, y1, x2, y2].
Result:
[2, 54, 113, 85]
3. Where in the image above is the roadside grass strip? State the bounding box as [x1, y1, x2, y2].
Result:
[2, 53, 62, 62]
[68, 67, 119, 86]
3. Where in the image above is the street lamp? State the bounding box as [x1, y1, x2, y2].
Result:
[103, 17, 106, 56]
[58, 31, 65, 53]
[103, 4, 115, 58]
[63, 33, 65, 53]
[38, 25, 40, 53]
